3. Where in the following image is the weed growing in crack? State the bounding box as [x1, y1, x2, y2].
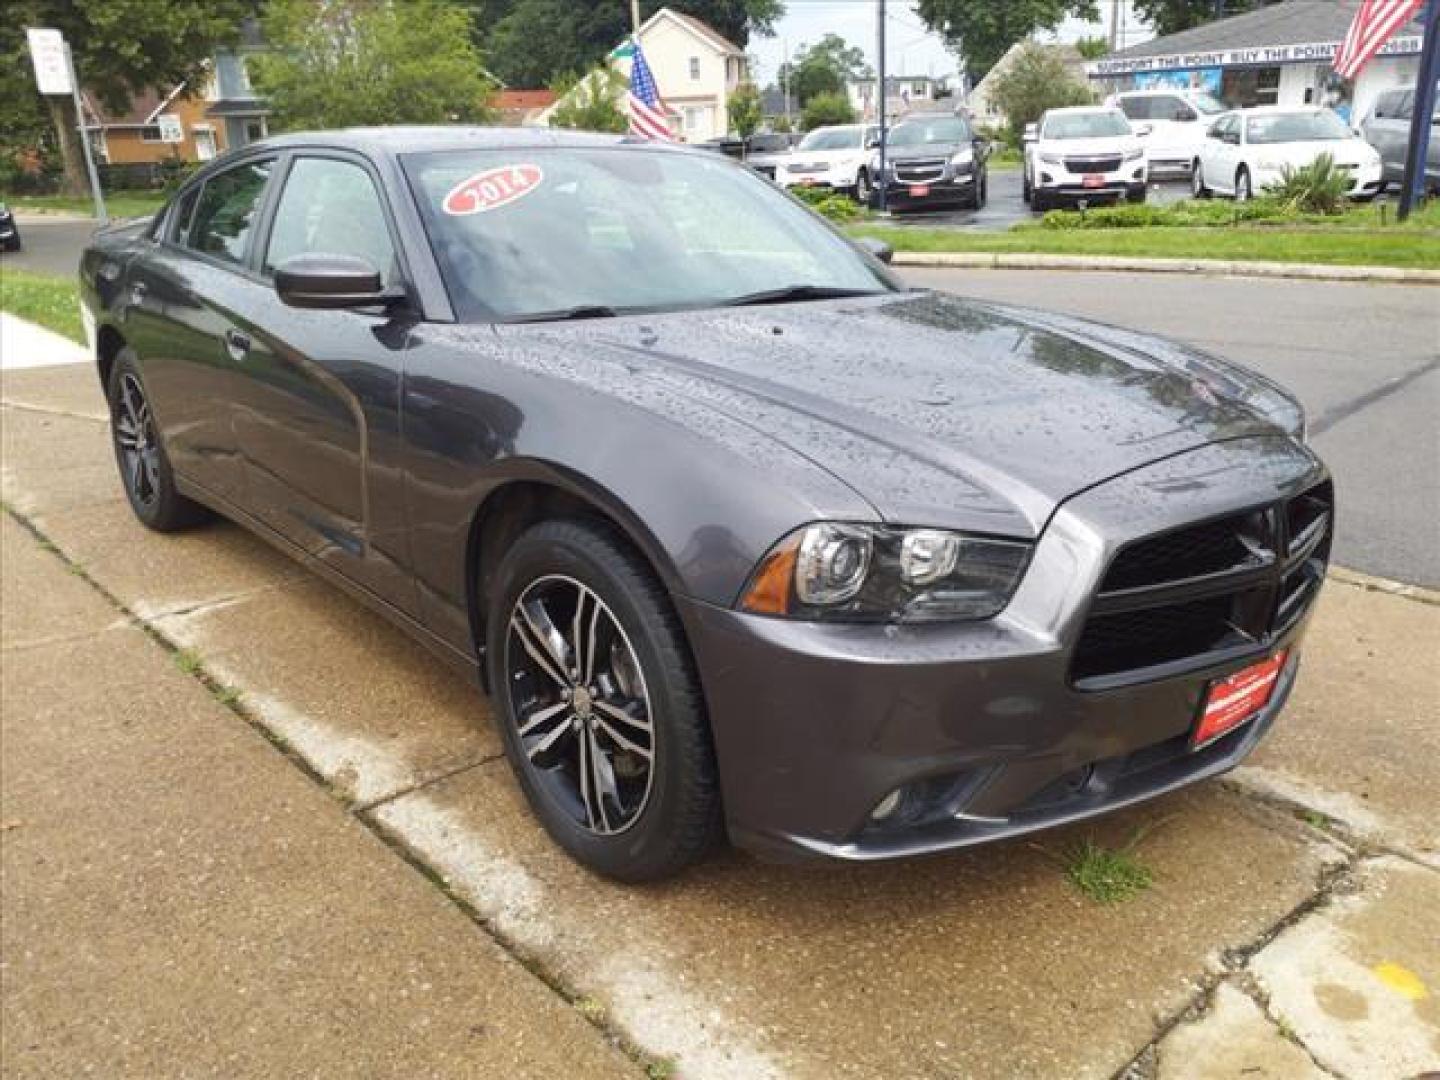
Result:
[1064, 836, 1155, 904]
[173, 649, 203, 676]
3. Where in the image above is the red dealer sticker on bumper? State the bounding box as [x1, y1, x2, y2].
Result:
[1193, 650, 1288, 749]
[442, 164, 543, 216]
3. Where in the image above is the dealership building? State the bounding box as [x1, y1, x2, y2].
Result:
[1088, 0, 1427, 122]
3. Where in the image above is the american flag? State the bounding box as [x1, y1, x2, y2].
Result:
[626, 40, 676, 141]
[1333, 0, 1425, 80]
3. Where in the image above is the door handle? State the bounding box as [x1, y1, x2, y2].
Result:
[224, 328, 252, 362]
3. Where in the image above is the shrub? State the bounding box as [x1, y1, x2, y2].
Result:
[1033, 197, 1301, 230]
[989, 43, 1094, 146]
[1264, 154, 1350, 215]
[789, 185, 862, 222]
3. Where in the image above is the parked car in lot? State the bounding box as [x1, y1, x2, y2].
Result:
[0, 202, 21, 252]
[1360, 83, 1440, 194]
[1109, 88, 1228, 174]
[874, 113, 989, 211]
[1193, 107, 1384, 201]
[740, 131, 795, 181]
[80, 127, 1329, 881]
[1024, 106, 1148, 210]
[775, 123, 879, 199]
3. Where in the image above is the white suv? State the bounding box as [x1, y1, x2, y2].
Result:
[1024, 106, 1148, 211]
[775, 124, 880, 200]
[1108, 89, 1229, 174]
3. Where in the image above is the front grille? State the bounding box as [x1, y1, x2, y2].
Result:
[894, 158, 947, 183]
[1065, 155, 1122, 174]
[1072, 481, 1332, 686]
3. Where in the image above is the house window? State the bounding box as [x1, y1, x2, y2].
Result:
[140, 126, 165, 142]
[689, 56, 700, 80]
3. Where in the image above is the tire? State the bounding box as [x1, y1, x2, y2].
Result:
[1192, 161, 1210, 199]
[1022, 173, 1032, 205]
[854, 168, 873, 206]
[1235, 167, 1252, 202]
[1032, 188, 1050, 212]
[485, 519, 722, 882]
[107, 348, 209, 532]
[1129, 186, 1148, 204]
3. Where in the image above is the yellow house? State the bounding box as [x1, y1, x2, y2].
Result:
[81, 81, 226, 166]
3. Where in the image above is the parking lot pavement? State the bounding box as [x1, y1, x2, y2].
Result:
[903, 267, 1440, 590]
[874, 173, 1191, 232]
[3, 357, 1437, 1079]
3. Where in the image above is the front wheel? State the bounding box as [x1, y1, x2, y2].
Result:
[486, 519, 722, 881]
[107, 348, 209, 532]
[854, 169, 873, 205]
[1192, 161, 1211, 199]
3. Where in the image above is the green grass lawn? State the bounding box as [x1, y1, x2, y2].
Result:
[0, 270, 83, 343]
[853, 219, 1440, 269]
[2, 191, 166, 219]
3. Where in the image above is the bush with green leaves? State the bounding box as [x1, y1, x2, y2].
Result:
[1264, 153, 1351, 215]
[549, 67, 628, 134]
[800, 92, 856, 131]
[989, 42, 1093, 146]
[1034, 198, 1299, 230]
[788, 185, 863, 222]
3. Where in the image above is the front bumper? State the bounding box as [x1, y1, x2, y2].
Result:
[1035, 162, 1147, 201]
[881, 171, 976, 208]
[680, 437, 1328, 862]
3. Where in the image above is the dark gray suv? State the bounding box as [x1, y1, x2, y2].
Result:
[1361, 83, 1440, 193]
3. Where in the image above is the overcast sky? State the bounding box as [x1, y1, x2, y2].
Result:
[746, 0, 1155, 87]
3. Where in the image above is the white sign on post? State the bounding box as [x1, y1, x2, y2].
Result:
[26, 28, 72, 95]
[157, 113, 184, 143]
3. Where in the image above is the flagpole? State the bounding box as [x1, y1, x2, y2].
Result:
[876, 0, 888, 213]
[631, 0, 642, 34]
[1398, 0, 1439, 221]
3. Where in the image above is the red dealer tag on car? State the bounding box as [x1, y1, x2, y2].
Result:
[442, 164, 543, 216]
[1082, 173, 1105, 188]
[908, 184, 930, 198]
[1193, 651, 1288, 749]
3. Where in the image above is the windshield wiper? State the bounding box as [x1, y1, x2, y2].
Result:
[508, 304, 621, 324]
[719, 285, 884, 308]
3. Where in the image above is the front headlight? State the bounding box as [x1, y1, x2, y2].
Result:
[1039, 152, 1063, 165]
[739, 523, 1031, 623]
[950, 148, 974, 167]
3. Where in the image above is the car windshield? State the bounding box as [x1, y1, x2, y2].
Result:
[887, 117, 969, 147]
[1247, 111, 1351, 144]
[1042, 112, 1131, 139]
[1190, 92, 1228, 115]
[404, 148, 896, 322]
[798, 127, 863, 151]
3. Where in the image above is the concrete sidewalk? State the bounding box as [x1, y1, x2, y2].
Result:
[3, 356, 1437, 1079]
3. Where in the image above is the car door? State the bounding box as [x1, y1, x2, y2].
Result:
[1212, 115, 1243, 193]
[122, 157, 276, 506]
[227, 151, 419, 614]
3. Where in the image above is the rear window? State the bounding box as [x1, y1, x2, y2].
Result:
[1042, 111, 1132, 139]
[798, 127, 862, 151]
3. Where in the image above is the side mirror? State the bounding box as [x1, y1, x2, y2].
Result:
[856, 236, 894, 264]
[1023, 122, 1038, 144]
[274, 253, 399, 310]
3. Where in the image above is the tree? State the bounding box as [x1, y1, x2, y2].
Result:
[989, 42, 1093, 144]
[471, 0, 783, 89]
[800, 91, 855, 131]
[0, 0, 253, 195]
[728, 81, 762, 139]
[915, 0, 1098, 84]
[252, 0, 495, 131]
[778, 33, 871, 107]
[1131, 0, 1282, 38]
[548, 66, 628, 133]
[1074, 35, 1109, 60]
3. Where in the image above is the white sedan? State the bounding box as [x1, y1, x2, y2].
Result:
[1192, 106, 1385, 201]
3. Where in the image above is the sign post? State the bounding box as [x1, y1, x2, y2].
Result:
[1398, 0, 1439, 222]
[876, 0, 888, 212]
[157, 113, 184, 144]
[26, 28, 107, 225]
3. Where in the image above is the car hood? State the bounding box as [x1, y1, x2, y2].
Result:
[784, 148, 864, 166]
[1039, 136, 1136, 156]
[1256, 140, 1377, 166]
[886, 143, 962, 161]
[493, 292, 1295, 537]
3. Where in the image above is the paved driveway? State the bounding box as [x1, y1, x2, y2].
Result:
[3, 320, 1437, 1077]
[903, 268, 1440, 589]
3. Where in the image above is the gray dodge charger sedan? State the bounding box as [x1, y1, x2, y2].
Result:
[80, 128, 1331, 880]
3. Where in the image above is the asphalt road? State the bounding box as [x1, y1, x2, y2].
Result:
[904, 267, 1440, 588]
[1, 216, 98, 278]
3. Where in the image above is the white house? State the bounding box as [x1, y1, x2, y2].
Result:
[539, 7, 748, 142]
[969, 41, 1088, 129]
[847, 74, 953, 123]
[1087, 0, 1427, 125]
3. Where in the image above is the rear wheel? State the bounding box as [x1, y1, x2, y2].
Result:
[107, 348, 209, 532]
[855, 168, 873, 206]
[1192, 161, 1211, 198]
[486, 519, 722, 881]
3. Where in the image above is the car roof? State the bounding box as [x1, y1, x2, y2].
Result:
[1115, 89, 1205, 98]
[1231, 104, 1328, 115]
[1045, 105, 1125, 116]
[240, 125, 674, 157]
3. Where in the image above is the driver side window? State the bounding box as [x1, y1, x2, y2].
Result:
[264, 157, 397, 285]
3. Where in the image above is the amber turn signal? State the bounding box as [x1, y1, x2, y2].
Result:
[739, 540, 798, 615]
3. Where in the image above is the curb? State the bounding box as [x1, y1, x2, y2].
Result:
[892, 251, 1440, 284]
[1328, 565, 1440, 605]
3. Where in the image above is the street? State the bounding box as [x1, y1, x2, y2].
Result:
[1, 217, 99, 278]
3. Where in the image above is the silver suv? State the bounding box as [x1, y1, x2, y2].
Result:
[1360, 84, 1439, 194]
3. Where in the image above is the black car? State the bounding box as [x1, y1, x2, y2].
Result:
[877, 113, 989, 210]
[79, 128, 1329, 881]
[0, 202, 21, 252]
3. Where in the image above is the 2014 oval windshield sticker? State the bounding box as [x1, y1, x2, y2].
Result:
[442, 164, 544, 215]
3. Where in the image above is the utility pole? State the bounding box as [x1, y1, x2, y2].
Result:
[876, 0, 888, 212]
[1109, 0, 1121, 51]
[630, 0, 642, 34]
[1398, 0, 1439, 222]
